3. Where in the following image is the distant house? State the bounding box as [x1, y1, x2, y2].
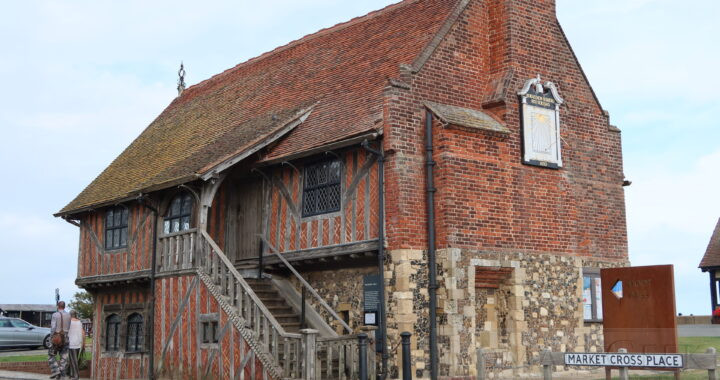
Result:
[0, 304, 55, 327]
[699, 218, 720, 312]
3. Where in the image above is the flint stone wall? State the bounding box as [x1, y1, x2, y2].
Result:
[385, 248, 626, 379]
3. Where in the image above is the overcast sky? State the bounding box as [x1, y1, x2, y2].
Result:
[0, 0, 718, 315]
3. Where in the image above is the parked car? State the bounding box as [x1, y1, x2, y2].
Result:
[0, 316, 52, 349]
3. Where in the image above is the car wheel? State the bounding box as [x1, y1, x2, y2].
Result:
[43, 335, 52, 349]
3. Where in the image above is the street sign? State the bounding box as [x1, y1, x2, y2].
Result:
[564, 353, 683, 368]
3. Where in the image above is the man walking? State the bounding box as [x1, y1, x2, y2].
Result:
[49, 301, 70, 379]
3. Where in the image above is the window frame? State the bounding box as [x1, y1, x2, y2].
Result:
[582, 269, 603, 323]
[125, 313, 144, 353]
[163, 192, 194, 235]
[301, 159, 342, 217]
[105, 314, 121, 351]
[104, 206, 129, 250]
[201, 321, 219, 344]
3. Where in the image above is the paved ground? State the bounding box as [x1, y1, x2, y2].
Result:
[0, 349, 45, 358]
[0, 369, 89, 380]
[678, 324, 720, 337]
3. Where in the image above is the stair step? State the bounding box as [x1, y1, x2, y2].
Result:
[253, 289, 279, 295]
[267, 306, 294, 313]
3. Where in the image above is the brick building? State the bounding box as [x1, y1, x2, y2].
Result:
[56, 0, 629, 378]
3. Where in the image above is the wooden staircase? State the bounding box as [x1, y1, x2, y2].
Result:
[244, 278, 303, 333]
[159, 229, 376, 379]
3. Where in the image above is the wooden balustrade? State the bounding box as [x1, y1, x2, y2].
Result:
[157, 228, 376, 378]
[316, 334, 377, 380]
[197, 230, 303, 378]
[157, 228, 197, 272]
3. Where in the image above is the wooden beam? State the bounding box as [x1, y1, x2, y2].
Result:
[711, 270, 717, 312]
[261, 240, 379, 265]
[257, 131, 381, 167]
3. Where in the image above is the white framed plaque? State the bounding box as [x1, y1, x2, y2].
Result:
[518, 75, 564, 168]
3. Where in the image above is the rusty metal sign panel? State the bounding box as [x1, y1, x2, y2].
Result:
[601, 265, 678, 354]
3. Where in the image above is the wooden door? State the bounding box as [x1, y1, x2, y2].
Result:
[226, 176, 265, 262]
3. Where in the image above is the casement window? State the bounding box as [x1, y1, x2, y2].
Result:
[126, 313, 144, 352]
[582, 269, 603, 322]
[201, 321, 219, 344]
[302, 159, 342, 217]
[164, 192, 194, 234]
[105, 206, 129, 250]
[105, 314, 121, 351]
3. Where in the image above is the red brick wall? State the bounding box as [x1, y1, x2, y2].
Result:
[267, 149, 380, 252]
[92, 289, 150, 380]
[210, 147, 380, 255]
[154, 275, 270, 380]
[0, 361, 92, 377]
[384, 0, 627, 260]
[78, 204, 154, 278]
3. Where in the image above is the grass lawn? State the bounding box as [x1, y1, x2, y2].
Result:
[678, 336, 720, 353]
[0, 354, 47, 363]
[0, 350, 91, 363]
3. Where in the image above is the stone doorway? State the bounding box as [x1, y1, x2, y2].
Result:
[472, 260, 526, 373]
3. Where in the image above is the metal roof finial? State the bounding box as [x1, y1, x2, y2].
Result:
[177, 62, 186, 96]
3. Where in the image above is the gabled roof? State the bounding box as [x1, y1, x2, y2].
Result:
[58, 0, 460, 216]
[700, 218, 720, 269]
[0, 304, 56, 312]
[425, 101, 510, 134]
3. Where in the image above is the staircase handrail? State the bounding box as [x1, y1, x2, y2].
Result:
[260, 235, 353, 334]
[200, 230, 301, 339]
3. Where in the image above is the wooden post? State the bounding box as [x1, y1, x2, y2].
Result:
[542, 349, 552, 380]
[476, 348, 485, 380]
[302, 329, 318, 380]
[618, 348, 629, 380]
[712, 271, 718, 314]
[708, 347, 717, 380]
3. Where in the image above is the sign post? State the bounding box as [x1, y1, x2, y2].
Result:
[539, 348, 716, 380]
[363, 274, 380, 326]
[363, 274, 382, 353]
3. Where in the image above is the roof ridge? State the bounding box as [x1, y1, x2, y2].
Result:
[182, 0, 420, 96]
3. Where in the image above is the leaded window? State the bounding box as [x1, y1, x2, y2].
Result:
[105, 206, 129, 250]
[302, 160, 341, 217]
[126, 313, 143, 352]
[164, 193, 193, 234]
[105, 314, 121, 351]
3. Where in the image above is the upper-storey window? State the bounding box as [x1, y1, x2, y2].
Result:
[164, 192, 193, 234]
[302, 159, 341, 217]
[105, 206, 129, 250]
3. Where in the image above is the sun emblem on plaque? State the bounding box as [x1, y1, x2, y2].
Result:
[518, 75, 564, 168]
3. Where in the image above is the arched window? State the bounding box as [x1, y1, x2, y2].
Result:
[126, 313, 144, 352]
[164, 192, 194, 234]
[105, 206, 129, 250]
[105, 314, 121, 351]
